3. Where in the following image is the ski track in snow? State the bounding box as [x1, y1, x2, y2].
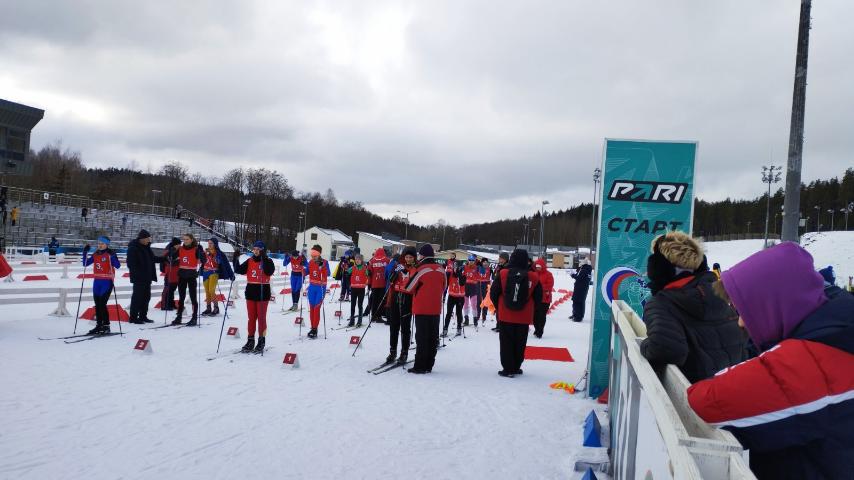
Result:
[0, 266, 600, 480]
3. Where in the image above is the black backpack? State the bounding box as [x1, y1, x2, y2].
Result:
[504, 268, 529, 311]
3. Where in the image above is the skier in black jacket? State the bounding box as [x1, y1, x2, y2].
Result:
[640, 231, 748, 383]
[569, 260, 592, 321]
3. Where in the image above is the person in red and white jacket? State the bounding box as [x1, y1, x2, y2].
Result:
[347, 254, 370, 327]
[172, 233, 205, 326]
[82, 236, 121, 335]
[443, 260, 466, 337]
[532, 258, 554, 338]
[489, 249, 542, 378]
[404, 244, 446, 374]
[687, 243, 854, 479]
[232, 241, 276, 353]
[385, 247, 417, 365]
[367, 248, 389, 323]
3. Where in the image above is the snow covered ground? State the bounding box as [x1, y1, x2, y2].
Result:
[0, 263, 599, 480]
[2, 232, 851, 479]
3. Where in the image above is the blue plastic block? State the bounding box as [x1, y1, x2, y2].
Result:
[581, 467, 598, 480]
[582, 410, 602, 447]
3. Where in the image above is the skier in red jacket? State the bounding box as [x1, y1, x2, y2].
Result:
[404, 244, 446, 374]
[490, 249, 542, 378]
[532, 258, 554, 338]
[367, 248, 389, 324]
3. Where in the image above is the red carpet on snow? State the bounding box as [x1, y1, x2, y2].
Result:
[524, 346, 574, 362]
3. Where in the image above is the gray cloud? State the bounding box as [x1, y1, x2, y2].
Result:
[3, 0, 851, 226]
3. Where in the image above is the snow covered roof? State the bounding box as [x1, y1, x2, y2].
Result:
[357, 231, 406, 246]
[151, 241, 235, 253]
[465, 250, 499, 262]
[315, 227, 354, 244]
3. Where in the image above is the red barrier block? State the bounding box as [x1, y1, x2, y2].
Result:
[524, 346, 574, 362]
[154, 300, 180, 309]
[215, 294, 226, 302]
[80, 305, 130, 321]
[334, 311, 342, 317]
[282, 352, 299, 368]
[77, 273, 95, 279]
[122, 272, 130, 277]
[133, 339, 153, 354]
[280, 288, 292, 295]
[23, 275, 49, 281]
[21, 261, 37, 265]
[294, 317, 303, 326]
[349, 335, 360, 345]
[281, 271, 289, 276]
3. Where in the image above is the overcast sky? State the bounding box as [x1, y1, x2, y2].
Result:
[1, 1, 851, 226]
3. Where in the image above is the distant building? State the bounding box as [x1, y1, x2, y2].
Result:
[294, 226, 354, 260]
[357, 231, 406, 257]
[0, 98, 44, 176]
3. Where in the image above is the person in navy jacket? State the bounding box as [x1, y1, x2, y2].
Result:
[687, 243, 854, 479]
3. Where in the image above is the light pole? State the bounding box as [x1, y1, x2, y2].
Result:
[151, 189, 161, 215]
[522, 222, 529, 246]
[396, 210, 418, 239]
[828, 208, 836, 231]
[845, 203, 853, 230]
[540, 200, 549, 258]
[762, 165, 782, 248]
[591, 168, 601, 255]
[241, 199, 251, 246]
[747, 221, 751, 235]
[302, 200, 309, 250]
[814, 205, 821, 232]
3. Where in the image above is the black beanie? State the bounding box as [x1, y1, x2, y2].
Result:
[418, 243, 434, 258]
[137, 229, 151, 240]
[508, 249, 529, 268]
[499, 252, 510, 262]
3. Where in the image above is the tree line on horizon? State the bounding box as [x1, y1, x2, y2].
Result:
[7, 141, 853, 251]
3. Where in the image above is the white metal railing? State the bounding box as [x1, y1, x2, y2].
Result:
[608, 300, 755, 479]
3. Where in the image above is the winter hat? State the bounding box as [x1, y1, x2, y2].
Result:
[818, 266, 835, 286]
[97, 236, 111, 246]
[712, 262, 721, 271]
[721, 242, 827, 350]
[499, 252, 510, 262]
[311, 244, 322, 257]
[291, 250, 299, 256]
[652, 231, 704, 271]
[137, 229, 151, 240]
[253, 240, 266, 250]
[418, 243, 434, 258]
[374, 247, 386, 258]
[402, 246, 418, 260]
[468, 254, 476, 261]
[508, 249, 529, 269]
[209, 237, 220, 247]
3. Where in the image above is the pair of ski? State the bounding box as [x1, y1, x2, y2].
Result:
[206, 346, 274, 361]
[38, 332, 124, 344]
[141, 322, 205, 330]
[367, 359, 415, 375]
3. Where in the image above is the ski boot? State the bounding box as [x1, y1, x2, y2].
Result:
[356, 317, 363, 327]
[396, 350, 408, 365]
[200, 304, 212, 316]
[441, 328, 448, 338]
[184, 311, 198, 327]
[307, 328, 318, 339]
[171, 311, 183, 326]
[88, 322, 108, 335]
[252, 336, 266, 354]
[463, 316, 470, 326]
[241, 336, 255, 353]
[474, 316, 479, 327]
[290, 304, 299, 312]
[385, 348, 396, 364]
[457, 327, 462, 337]
[347, 317, 355, 327]
[212, 305, 220, 316]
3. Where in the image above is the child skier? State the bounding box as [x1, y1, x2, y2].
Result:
[443, 260, 466, 337]
[232, 241, 276, 353]
[307, 244, 330, 339]
[347, 254, 369, 327]
[386, 246, 417, 364]
[284, 250, 308, 311]
[172, 233, 205, 326]
[160, 237, 180, 311]
[82, 237, 121, 335]
[478, 258, 492, 322]
[367, 248, 389, 323]
[201, 238, 234, 316]
[463, 255, 480, 326]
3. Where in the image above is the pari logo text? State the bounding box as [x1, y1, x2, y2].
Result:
[608, 180, 688, 204]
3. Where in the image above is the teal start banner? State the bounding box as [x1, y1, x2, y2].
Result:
[587, 139, 697, 398]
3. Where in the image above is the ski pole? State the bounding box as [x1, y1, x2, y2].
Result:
[196, 267, 202, 328]
[322, 288, 328, 339]
[351, 283, 390, 356]
[163, 261, 171, 325]
[216, 280, 234, 353]
[72, 257, 89, 334]
[111, 280, 123, 336]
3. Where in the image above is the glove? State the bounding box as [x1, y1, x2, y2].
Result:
[232, 250, 240, 262]
[395, 264, 405, 273]
[83, 244, 91, 254]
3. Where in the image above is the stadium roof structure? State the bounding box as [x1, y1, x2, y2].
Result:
[0, 98, 44, 130]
